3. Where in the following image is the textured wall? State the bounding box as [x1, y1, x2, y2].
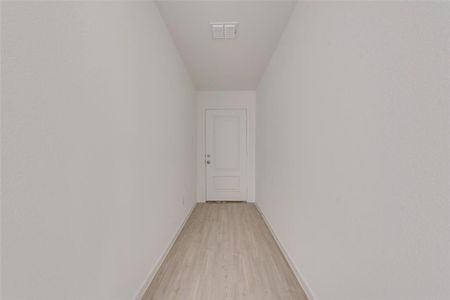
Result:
[256, 2, 449, 300]
[1, 2, 196, 299]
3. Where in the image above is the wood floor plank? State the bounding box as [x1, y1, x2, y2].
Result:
[142, 203, 307, 300]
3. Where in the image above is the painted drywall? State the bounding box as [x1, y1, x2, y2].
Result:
[1, 2, 196, 300]
[197, 91, 256, 202]
[0, 3, 3, 296]
[256, 2, 449, 300]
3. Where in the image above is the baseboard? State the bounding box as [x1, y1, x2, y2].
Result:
[254, 203, 317, 300]
[134, 203, 197, 300]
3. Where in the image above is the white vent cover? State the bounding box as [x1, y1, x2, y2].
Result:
[210, 22, 239, 40]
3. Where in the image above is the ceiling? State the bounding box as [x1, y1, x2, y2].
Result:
[156, 1, 297, 90]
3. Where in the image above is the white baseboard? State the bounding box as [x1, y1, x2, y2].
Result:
[254, 203, 317, 300]
[134, 203, 197, 300]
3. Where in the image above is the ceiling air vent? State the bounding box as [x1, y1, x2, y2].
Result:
[210, 22, 239, 40]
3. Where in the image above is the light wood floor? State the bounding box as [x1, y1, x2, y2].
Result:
[142, 203, 307, 300]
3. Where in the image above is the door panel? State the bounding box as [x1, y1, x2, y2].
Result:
[206, 109, 247, 201]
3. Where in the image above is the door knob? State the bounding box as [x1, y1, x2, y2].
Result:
[206, 160, 211, 164]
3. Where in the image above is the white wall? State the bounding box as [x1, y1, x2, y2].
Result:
[256, 2, 449, 300]
[196, 91, 256, 202]
[1, 2, 196, 300]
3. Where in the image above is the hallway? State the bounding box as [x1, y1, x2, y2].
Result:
[143, 203, 307, 300]
[1, 1, 449, 300]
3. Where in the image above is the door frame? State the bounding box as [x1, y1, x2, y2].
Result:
[204, 108, 248, 201]
[196, 91, 256, 203]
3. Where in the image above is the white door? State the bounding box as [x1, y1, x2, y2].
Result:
[205, 109, 247, 201]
